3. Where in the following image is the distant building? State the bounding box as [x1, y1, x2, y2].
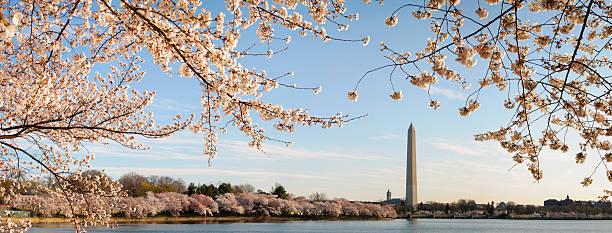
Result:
[594, 200, 612, 209]
[544, 199, 559, 207]
[544, 195, 611, 208]
[545, 195, 574, 207]
[496, 202, 507, 210]
[386, 189, 391, 201]
[384, 198, 403, 204]
[561, 195, 574, 206]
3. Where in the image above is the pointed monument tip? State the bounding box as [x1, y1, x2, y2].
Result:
[409, 123, 414, 130]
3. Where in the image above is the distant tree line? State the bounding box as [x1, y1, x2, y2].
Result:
[117, 172, 290, 200]
[3, 170, 309, 203]
[9, 170, 399, 219]
[11, 191, 397, 219]
[8, 170, 611, 220]
[9, 171, 396, 219]
[410, 199, 612, 217]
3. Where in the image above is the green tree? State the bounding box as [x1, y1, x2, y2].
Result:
[156, 182, 179, 193]
[271, 183, 288, 199]
[201, 184, 219, 198]
[506, 201, 517, 214]
[456, 199, 476, 213]
[218, 183, 234, 194]
[187, 183, 197, 195]
[525, 205, 536, 215]
[256, 189, 268, 195]
[487, 201, 495, 216]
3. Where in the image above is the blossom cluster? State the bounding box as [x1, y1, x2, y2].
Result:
[0, 0, 363, 231]
[353, 0, 612, 194]
[11, 191, 397, 219]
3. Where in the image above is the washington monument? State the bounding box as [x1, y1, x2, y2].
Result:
[406, 123, 417, 209]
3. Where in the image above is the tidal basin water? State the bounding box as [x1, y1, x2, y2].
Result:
[28, 219, 612, 233]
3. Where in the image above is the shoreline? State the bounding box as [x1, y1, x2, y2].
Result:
[400, 216, 612, 220]
[23, 215, 612, 224]
[25, 216, 392, 224]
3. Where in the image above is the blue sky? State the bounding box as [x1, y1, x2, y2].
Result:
[89, 1, 609, 205]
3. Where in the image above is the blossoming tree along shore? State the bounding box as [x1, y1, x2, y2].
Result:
[351, 0, 611, 198]
[11, 191, 397, 220]
[0, 0, 368, 231]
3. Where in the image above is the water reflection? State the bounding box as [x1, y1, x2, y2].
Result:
[28, 219, 612, 233]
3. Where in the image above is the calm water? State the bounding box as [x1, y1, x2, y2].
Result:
[27, 219, 612, 232]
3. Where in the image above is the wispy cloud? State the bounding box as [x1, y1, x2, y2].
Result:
[219, 140, 396, 161]
[426, 137, 508, 158]
[86, 144, 203, 160]
[85, 134, 397, 163]
[429, 86, 466, 100]
[369, 133, 403, 141]
[103, 167, 329, 180]
[419, 159, 505, 179]
[428, 141, 481, 156]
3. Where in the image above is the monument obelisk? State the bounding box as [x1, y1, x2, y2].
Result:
[406, 123, 417, 209]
